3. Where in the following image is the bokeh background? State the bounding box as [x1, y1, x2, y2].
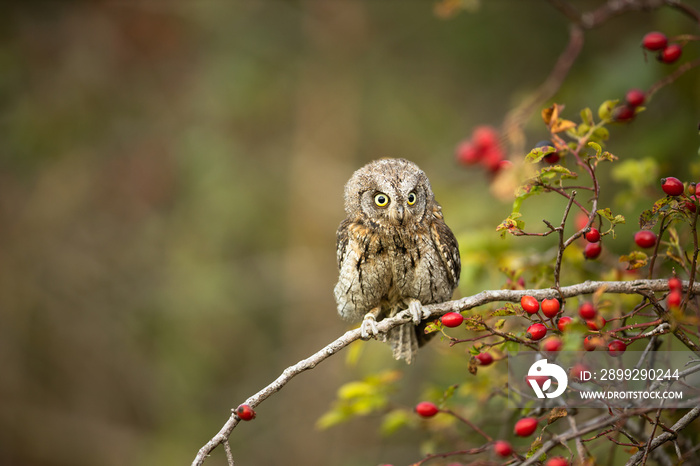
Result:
[1, 1, 699, 465]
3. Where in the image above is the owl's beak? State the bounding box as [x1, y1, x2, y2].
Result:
[390, 205, 405, 225]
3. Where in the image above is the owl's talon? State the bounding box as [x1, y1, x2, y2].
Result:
[407, 299, 429, 324]
[360, 314, 379, 340]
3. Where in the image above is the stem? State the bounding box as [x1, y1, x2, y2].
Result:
[444, 409, 493, 442]
[554, 191, 578, 289]
[682, 202, 699, 309]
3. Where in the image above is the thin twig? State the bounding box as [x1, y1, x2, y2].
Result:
[223, 441, 234, 466]
[554, 191, 578, 289]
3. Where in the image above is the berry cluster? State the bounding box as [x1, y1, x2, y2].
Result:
[583, 226, 603, 260]
[667, 276, 683, 309]
[614, 88, 646, 122]
[455, 126, 508, 173]
[642, 31, 683, 64]
[518, 294, 633, 357]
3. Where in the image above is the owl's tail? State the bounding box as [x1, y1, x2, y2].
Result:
[386, 323, 419, 364]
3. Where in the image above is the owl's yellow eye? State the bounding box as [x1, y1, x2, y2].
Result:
[374, 193, 389, 207]
[407, 192, 417, 205]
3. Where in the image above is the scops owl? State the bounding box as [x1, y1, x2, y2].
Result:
[334, 158, 461, 363]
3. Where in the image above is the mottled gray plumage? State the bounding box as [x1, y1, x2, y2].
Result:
[334, 158, 461, 363]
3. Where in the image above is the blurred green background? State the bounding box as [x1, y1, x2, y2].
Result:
[1, 1, 698, 465]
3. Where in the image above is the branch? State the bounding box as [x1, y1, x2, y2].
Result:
[516, 403, 700, 466]
[192, 278, 700, 465]
[624, 405, 700, 466]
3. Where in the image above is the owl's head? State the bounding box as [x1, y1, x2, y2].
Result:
[343, 158, 435, 228]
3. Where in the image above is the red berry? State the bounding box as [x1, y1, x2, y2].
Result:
[685, 194, 699, 212]
[441, 312, 464, 328]
[585, 228, 601, 243]
[236, 404, 256, 421]
[415, 401, 440, 418]
[557, 316, 573, 332]
[545, 457, 569, 466]
[526, 323, 547, 341]
[495, 159, 513, 173]
[584, 335, 604, 351]
[514, 417, 538, 437]
[586, 315, 606, 331]
[660, 43, 682, 64]
[642, 31, 668, 51]
[481, 147, 505, 173]
[541, 336, 563, 352]
[614, 105, 635, 122]
[456, 141, 481, 165]
[583, 242, 602, 259]
[578, 302, 597, 320]
[668, 276, 682, 292]
[475, 352, 494, 366]
[493, 440, 513, 457]
[667, 290, 682, 308]
[575, 213, 589, 231]
[661, 177, 684, 196]
[543, 152, 560, 164]
[608, 340, 627, 356]
[472, 125, 499, 150]
[521, 295, 540, 314]
[634, 230, 657, 249]
[541, 298, 561, 318]
[625, 89, 646, 107]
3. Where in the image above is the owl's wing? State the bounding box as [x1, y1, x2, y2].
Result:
[430, 205, 461, 288]
[336, 218, 352, 270]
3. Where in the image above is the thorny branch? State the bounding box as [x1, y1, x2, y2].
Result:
[192, 278, 700, 466]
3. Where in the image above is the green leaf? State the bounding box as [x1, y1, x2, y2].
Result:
[441, 384, 458, 403]
[424, 320, 441, 334]
[494, 318, 506, 329]
[526, 145, 556, 163]
[525, 437, 544, 459]
[592, 126, 610, 142]
[463, 315, 487, 331]
[612, 157, 659, 190]
[639, 197, 682, 229]
[539, 165, 577, 180]
[580, 107, 594, 126]
[338, 381, 374, 400]
[490, 302, 519, 317]
[502, 339, 520, 354]
[598, 99, 619, 121]
[569, 123, 589, 139]
[619, 251, 649, 270]
[513, 185, 545, 212]
[497, 212, 525, 238]
[588, 141, 602, 157]
[380, 409, 411, 436]
[597, 208, 625, 225]
[316, 407, 352, 429]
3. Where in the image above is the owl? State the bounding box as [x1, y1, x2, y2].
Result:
[334, 158, 461, 363]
